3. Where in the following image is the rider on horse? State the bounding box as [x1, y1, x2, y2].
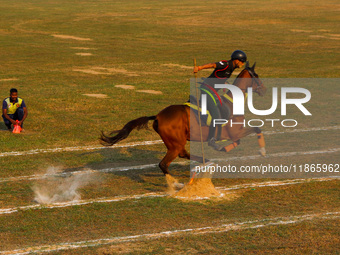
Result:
[193, 50, 247, 146]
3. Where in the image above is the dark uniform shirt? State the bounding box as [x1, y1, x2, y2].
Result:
[203, 60, 235, 87]
[199, 60, 235, 127]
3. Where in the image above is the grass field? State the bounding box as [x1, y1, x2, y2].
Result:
[0, 0, 339, 254]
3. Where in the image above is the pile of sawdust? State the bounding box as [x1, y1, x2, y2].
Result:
[174, 178, 222, 200]
[166, 172, 222, 200]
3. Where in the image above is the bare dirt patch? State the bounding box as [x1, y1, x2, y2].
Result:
[52, 34, 92, 41]
[73, 68, 106, 75]
[73, 67, 139, 77]
[329, 36, 340, 40]
[0, 78, 19, 82]
[71, 47, 96, 50]
[75, 53, 93, 56]
[309, 35, 327, 39]
[136, 90, 163, 95]
[290, 29, 313, 33]
[74, 12, 128, 22]
[95, 67, 139, 77]
[83, 94, 109, 98]
[309, 34, 340, 40]
[162, 63, 192, 69]
[115, 85, 136, 90]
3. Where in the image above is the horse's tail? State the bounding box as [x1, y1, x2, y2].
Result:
[100, 116, 157, 146]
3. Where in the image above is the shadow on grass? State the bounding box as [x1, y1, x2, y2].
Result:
[0, 121, 10, 131]
[61, 146, 191, 191]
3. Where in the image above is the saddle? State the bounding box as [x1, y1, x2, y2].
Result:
[186, 95, 231, 140]
[185, 95, 212, 127]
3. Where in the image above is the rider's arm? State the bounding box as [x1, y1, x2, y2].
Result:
[194, 63, 216, 73]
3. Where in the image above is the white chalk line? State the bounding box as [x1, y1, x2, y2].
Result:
[212, 147, 340, 162]
[0, 140, 163, 158]
[262, 125, 340, 135]
[0, 163, 165, 183]
[0, 125, 339, 158]
[0, 177, 336, 216]
[1, 147, 339, 184]
[0, 193, 166, 215]
[1, 212, 339, 254]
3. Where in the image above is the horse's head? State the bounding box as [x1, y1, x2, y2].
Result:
[236, 62, 267, 96]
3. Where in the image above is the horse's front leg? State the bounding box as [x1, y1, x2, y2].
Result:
[255, 127, 266, 156]
[221, 125, 266, 156]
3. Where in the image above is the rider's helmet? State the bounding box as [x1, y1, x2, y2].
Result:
[231, 50, 247, 63]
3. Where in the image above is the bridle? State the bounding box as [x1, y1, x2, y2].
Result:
[239, 67, 262, 94]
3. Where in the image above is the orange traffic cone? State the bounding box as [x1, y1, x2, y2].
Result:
[13, 120, 22, 134]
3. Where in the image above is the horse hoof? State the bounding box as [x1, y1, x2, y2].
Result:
[208, 138, 223, 151]
[259, 147, 266, 157]
[174, 182, 185, 189]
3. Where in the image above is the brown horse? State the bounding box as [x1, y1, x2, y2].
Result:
[100, 63, 267, 176]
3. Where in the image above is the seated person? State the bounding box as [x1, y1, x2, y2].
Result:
[2, 88, 28, 131]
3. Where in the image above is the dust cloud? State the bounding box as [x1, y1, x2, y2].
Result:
[32, 166, 99, 204]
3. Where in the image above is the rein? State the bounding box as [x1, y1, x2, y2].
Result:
[223, 67, 261, 104]
[238, 68, 261, 93]
[246, 68, 262, 92]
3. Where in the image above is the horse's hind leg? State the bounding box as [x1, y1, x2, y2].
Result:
[159, 148, 180, 175]
[178, 149, 190, 160]
[160, 147, 205, 175]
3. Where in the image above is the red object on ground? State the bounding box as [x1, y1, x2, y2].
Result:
[13, 120, 22, 134]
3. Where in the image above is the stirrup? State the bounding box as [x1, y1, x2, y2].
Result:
[208, 137, 223, 151]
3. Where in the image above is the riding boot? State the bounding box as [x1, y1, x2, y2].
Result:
[208, 125, 216, 140]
